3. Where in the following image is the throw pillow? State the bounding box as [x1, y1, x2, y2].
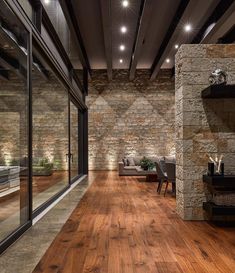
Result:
[127, 157, 135, 166]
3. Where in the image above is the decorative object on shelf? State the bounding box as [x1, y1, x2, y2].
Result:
[207, 154, 224, 176]
[140, 157, 155, 171]
[208, 69, 227, 85]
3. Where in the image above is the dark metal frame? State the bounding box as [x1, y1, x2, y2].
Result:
[0, 0, 89, 254]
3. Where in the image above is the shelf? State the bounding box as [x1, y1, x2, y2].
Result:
[201, 84, 235, 98]
[203, 202, 235, 216]
[203, 175, 235, 190]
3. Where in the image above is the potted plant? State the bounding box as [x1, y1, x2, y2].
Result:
[140, 157, 155, 171]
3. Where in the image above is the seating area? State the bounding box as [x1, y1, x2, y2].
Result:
[119, 155, 176, 195]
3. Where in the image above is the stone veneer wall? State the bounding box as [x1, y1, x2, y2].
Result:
[175, 44, 235, 220]
[87, 69, 175, 170]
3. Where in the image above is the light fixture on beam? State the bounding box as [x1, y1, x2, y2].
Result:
[122, 0, 129, 8]
[119, 44, 125, 51]
[121, 26, 127, 33]
[119, 59, 123, 63]
[175, 44, 179, 49]
[44, 0, 50, 4]
[184, 24, 192, 32]
[166, 58, 170, 63]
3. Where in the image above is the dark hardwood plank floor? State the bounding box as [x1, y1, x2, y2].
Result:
[32, 171, 235, 273]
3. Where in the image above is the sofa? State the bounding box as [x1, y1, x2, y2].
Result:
[118, 155, 175, 176]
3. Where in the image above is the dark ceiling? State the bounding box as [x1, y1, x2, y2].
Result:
[70, 0, 235, 80]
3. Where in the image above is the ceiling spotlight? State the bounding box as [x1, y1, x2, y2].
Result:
[44, 0, 50, 4]
[119, 59, 123, 63]
[122, 0, 129, 7]
[184, 24, 192, 32]
[166, 58, 170, 63]
[121, 26, 127, 33]
[119, 44, 125, 51]
[175, 44, 179, 49]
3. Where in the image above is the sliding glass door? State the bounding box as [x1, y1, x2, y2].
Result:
[32, 40, 69, 211]
[0, 0, 30, 241]
[70, 101, 80, 181]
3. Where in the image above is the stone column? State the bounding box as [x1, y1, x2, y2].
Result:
[175, 44, 235, 220]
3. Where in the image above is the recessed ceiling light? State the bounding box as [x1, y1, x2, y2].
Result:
[121, 26, 127, 33]
[44, 0, 50, 4]
[120, 44, 125, 51]
[166, 58, 170, 63]
[184, 24, 192, 32]
[119, 59, 123, 63]
[175, 44, 179, 49]
[122, 0, 129, 7]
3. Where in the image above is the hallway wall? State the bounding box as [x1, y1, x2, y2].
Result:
[87, 69, 175, 170]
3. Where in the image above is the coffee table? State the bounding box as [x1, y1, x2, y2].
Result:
[135, 166, 158, 182]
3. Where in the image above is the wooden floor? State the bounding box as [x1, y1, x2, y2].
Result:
[33, 171, 235, 273]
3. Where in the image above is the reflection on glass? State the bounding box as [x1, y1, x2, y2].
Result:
[42, 0, 83, 83]
[0, 1, 29, 241]
[32, 41, 69, 210]
[70, 102, 79, 180]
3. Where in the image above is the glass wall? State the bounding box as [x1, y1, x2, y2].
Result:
[0, 1, 29, 240]
[32, 41, 69, 210]
[70, 101, 79, 180]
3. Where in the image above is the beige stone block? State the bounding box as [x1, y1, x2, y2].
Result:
[206, 45, 226, 58]
[224, 45, 235, 58]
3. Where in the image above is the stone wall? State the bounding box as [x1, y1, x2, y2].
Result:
[87, 69, 175, 170]
[175, 44, 235, 220]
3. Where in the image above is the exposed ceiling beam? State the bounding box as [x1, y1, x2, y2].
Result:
[192, 0, 235, 44]
[0, 65, 9, 81]
[100, 0, 112, 80]
[201, 2, 235, 44]
[0, 49, 26, 79]
[129, 0, 153, 80]
[33, 55, 50, 81]
[59, 0, 91, 75]
[150, 0, 190, 81]
[218, 24, 235, 44]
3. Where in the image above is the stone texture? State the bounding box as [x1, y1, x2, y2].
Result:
[175, 44, 235, 220]
[87, 69, 175, 170]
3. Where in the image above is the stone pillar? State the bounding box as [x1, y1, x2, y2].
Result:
[175, 44, 235, 220]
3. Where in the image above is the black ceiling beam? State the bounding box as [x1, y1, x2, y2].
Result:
[150, 0, 190, 81]
[129, 0, 154, 80]
[218, 24, 235, 44]
[0, 49, 26, 79]
[100, 0, 112, 80]
[0, 65, 9, 81]
[200, 1, 235, 44]
[192, 0, 235, 44]
[59, 0, 91, 75]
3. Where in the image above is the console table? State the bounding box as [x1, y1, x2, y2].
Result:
[203, 175, 235, 219]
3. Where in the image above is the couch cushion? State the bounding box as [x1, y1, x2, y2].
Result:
[164, 155, 176, 164]
[127, 157, 135, 166]
[124, 166, 136, 170]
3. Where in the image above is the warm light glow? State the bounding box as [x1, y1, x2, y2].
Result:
[122, 0, 129, 7]
[184, 24, 192, 32]
[121, 26, 127, 33]
[119, 59, 123, 63]
[166, 58, 170, 63]
[175, 44, 179, 49]
[120, 44, 125, 51]
[44, 0, 50, 4]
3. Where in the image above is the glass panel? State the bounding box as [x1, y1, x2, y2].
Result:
[70, 102, 79, 180]
[0, 1, 29, 240]
[42, 0, 84, 83]
[32, 41, 69, 210]
[18, 0, 33, 21]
